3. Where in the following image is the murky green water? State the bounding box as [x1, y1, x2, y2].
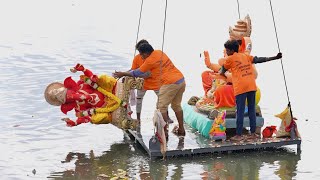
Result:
[0, 0, 319, 179]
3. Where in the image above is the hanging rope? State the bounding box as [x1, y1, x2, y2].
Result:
[132, 0, 144, 139]
[133, 0, 144, 57]
[157, 0, 168, 108]
[236, 0, 241, 19]
[153, 0, 168, 156]
[269, 0, 281, 52]
[269, 0, 293, 114]
[161, 0, 168, 54]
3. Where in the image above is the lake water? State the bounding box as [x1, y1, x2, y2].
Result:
[0, 0, 319, 179]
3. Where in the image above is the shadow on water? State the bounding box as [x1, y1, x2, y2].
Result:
[49, 133, 301, 180]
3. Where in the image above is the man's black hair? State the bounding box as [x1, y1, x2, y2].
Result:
[137, 43, 154, 54]
[135, 39, 149, 50]
[224, 40, 239, 53]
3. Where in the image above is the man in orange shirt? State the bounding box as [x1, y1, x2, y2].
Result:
[114, 43, 186, 137]
[220, 40, 282, 141]
[130, 40, 173, 123]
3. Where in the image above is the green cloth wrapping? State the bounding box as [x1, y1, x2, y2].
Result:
[183, 103, 213, 138]
[183, 104, 264, 138]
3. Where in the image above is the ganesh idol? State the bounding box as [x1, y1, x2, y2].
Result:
[197, 15, 261, 113]
[44, 63, 143, 129]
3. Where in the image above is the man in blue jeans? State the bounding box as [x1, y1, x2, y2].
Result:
[219, 40, 282, 141]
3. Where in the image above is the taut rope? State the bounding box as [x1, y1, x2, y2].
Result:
[236, 0, 241, 19]
[269, 0, 293, 115]
[133, 0, 144, 57]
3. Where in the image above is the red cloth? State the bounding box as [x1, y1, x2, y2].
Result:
[262, 126, 277, 138]
[201, 70, 215, 96]
[213, 85, 235, 108]
[201, 71, 235, 108]
[285, 118, 297, 132]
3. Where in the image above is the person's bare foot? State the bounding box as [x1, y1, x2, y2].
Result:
[230, 135, 244, 141]
[246, 133, 260, 140]
[177, 129, 186, 136]
[172, 125, 186, 136]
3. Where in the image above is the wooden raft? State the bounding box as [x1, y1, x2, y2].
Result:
[127, 118, 301, 159]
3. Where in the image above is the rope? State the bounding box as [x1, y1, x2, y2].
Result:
[269, 0, 281, 52]
[236, 0, 241, 19]
[133, 0, 144, 57]
[157, 0, 168, 109]
[133, 0, 144, 138]
[161, 0, 168, 54]
[268, 0, 293, 115]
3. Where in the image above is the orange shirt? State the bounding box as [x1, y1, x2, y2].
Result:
[139, 50, 184, 85]
[131, 54, 160, 90]
[131, 54, 144, 70]
[223, 52, 257, 96]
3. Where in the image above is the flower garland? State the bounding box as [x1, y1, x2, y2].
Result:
[78, 77, 122, 117]
[95, 87, 121, 113]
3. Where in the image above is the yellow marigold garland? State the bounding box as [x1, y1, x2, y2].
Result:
[91, 113, 112, 124]
[96, 75, 117, 92]
[95, 86, 121, 113]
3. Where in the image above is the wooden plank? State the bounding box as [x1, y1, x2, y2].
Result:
[127, 119, 301, 159]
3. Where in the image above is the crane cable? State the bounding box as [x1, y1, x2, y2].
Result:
[236, 0, 241, 19]
[269, 0, 293, 116]
[132, 0, 169, 135]
[157, 0, 168, 109]
[133, 0, 144, 57]
[133, 0, 144, 136]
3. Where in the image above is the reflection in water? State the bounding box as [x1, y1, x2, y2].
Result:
[50, 137, 300, 180]
[151, 149, 300, 180]
[49, 134, 138, 179]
